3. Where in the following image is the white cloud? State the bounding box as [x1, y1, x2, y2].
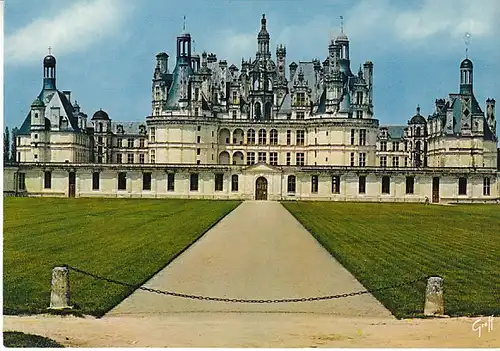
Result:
[5, 0, 133, 66]
[347, 0, 500, 47]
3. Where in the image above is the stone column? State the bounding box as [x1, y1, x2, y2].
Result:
[424, 276, 444, 316]
[49, 266, 72, 310]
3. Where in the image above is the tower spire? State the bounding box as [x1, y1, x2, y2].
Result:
[340, 15, 344, 33]
[464, 32, 471, 58]
[48, 46, 52, 55]
[183, 15, 186, 32]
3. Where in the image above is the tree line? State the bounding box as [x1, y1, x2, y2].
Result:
[4, 127, 18, 163]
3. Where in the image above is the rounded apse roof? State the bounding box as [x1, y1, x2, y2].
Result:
[92, 109, 109, 120]
[460, 58, 473, 69]
[43, 55, 56, 67]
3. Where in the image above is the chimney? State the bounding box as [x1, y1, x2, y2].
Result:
[63, 91, 71, 103]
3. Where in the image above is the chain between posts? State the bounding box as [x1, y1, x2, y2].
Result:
[65, 265, 428, 304]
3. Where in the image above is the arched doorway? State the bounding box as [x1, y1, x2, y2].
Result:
[68, 172, 76, 198]
[255, 176, 268, 200]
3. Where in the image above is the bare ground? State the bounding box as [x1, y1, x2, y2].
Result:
[4, 314, 499, 348]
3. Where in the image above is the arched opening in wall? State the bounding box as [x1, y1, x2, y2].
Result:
[98, 123, 103, 133]
[287, 175, 296, 193]
[254, 102, 262, 120]
[232, 151, 244, 165]
[68, 172, 76, 198]
[218, 128, 230, 145]
[416, 127, 421, 137]
[264, 102, 272, 120]
[255, 176, 268, 200]
[219, 151, 230, 165]
[233, 128, 244, 145]
[269, 129, 278, 145]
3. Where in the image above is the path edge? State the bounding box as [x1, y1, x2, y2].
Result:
[98, 200, 243, 318]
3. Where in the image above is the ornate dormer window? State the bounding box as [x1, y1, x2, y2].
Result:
[117, 124, 124, 134]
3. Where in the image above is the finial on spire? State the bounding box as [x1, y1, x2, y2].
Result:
[340, 15, 344, 33]
[48, 46, 52, 55]
[183, 15, 186, 31]
[193, 39, 196, 52]
[417, 105, 421, 114]
[464, 32, 471, 58]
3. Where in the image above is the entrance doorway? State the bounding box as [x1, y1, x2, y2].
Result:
[255, 176, 268, 200]
[69, 172, 76, 198]
[432, 177, 439, 203]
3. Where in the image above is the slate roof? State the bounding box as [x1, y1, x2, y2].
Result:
[380, 125, 406, 140]
[111, 121, 146, 135]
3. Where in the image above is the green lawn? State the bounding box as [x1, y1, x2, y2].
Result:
[3, 198, 240, 317]
[3, 331, 64, 348]
[282, 202, 500, 318]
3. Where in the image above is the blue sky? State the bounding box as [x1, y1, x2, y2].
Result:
[4, 0, 500, 131]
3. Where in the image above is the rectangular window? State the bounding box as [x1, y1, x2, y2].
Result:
[150, 150, 155, 164]
[194, 108, 199, 116]
[127, 153, 134, 164]
[215, 173, 224, 191]
[258, 130, 266, 145]
[404, 141, 408, 151]
[458, 177, 467, 195]
[392, 142, 399, 151]
[392, 156, 399, 167]
[195, 88, 200, 101]
[232, 91, 238, 104]
[98, 136, 103, 144]
[167, 173, 175, 191]
[350, 152, 355, 167]
[139, 154, 145, 164]
[380, 141, 387, 151]
[139, 139, 145, 148]
[118, 172, 127, 190]
[197, 148, 201, 155]
[150, 127, 156, 142]
[296, 130, 305, 145]
[270, 152, 278, 166]
[359, 153, 366, 167]
[127, 138, 134, 148]
[286, 152, 291, 166]
[404, 157, 408, 167]
[197, 125, 201, 131]
[143, 173, 152, 191]
[406, 176, 414, 194]
[247, 152, 255, 165]
[190, 173, 199, 191]
[332, 175, 340, 194]
[382, 176, 390, 194]
[380, 156, 387, 167]
[269, 131, 278, 145]
[359, 176, 366, 194]
[44, 171, 52, 189]
[296, 152, 305, 166]
[296, 92, 306, 106]
[92, 172, 100, 190]
[483, 177, 491, 196]
[350, 129, 355, 145]
[231, 174, 239, 192]
[18, 172, 26, 190]
[247, 130, 255, 144]
[311, 175, 319, 193]
[232, 110, 237, 119]
[359, 129, 366, 146]
[296, 111, 305, 120]
[356, 91, 363, 104]
[258, 152, 267, 163]
[197, 136, 201, 143]
[286, 130, 291, 145]
[117, 138, 122, 148]
[117, 153, 122, 163]
[356, 110, 363, 119]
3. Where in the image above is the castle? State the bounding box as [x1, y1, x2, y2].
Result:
[4, 15, 498, 202]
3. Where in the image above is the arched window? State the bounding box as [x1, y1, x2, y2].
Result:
[269, 129, 278, 145]
[247, 129, 255, 145]
[98, 123, 103, 133]
[231, 174, 239, 192]
[264, 102, 272, 120]
[258, 129, 266, 145]
[416, 141, 421, 152]
[287, 175, 296, 193]
[254, 102, 262, 120]
[416, 127, 421, 137]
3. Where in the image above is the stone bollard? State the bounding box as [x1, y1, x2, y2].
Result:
[48, 266, 72, 310]
[424, 276, 444, 316]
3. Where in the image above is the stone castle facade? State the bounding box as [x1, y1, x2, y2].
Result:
[4, 15, 499, 202]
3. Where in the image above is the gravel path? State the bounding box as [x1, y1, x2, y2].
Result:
[108, 201, 392, 316]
